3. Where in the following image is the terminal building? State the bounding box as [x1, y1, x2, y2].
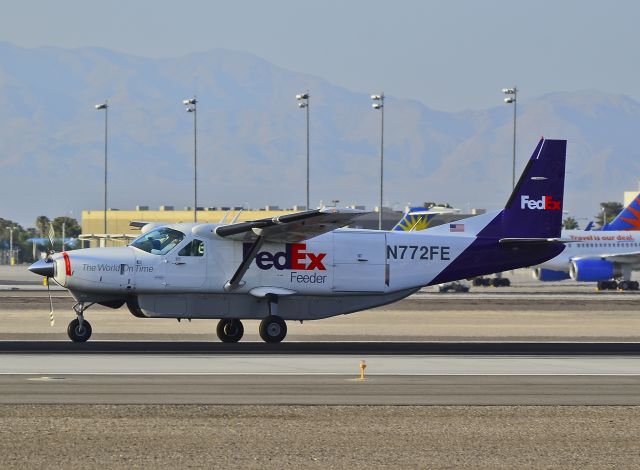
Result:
[624, 181, 640, 206]
[80, 204, 481, 247]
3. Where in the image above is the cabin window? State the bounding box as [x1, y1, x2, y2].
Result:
[130, 228, 185, 255]
[178, 239, 205, 257]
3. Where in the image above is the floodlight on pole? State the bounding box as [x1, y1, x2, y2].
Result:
[502, 86, 518, 189]
[296, 91, 310, 209]
[183, 96, 198, 222]
[371, 92, 385, 230]
[94, 100, 108, 235]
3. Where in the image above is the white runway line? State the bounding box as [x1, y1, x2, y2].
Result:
[1, 354, 640, 376]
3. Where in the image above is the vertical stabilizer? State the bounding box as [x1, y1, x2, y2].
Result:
[484, 138, 566, 239]
[604, 193, 640, 231]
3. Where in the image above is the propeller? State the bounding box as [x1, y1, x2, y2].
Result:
[46, 223, 55, 326]
[46, 276, 55, 327]
[47, 223, 56, 256]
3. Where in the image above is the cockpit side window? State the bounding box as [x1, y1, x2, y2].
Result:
[178, 239, 205, 257]
[131, 228, 186, 255]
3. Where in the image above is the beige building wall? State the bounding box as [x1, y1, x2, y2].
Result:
[81, 208, 297, 237]
[624, 180, 640, 207]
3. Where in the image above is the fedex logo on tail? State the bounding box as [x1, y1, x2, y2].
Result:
[520, 195, 561, 210]
[243, 243, 327, 271]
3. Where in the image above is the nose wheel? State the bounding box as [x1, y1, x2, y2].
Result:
[259, 315, 287, 343]
[67, 302, 94, 343]
[216, 319, 244, 343]
[67, 318, 92, 342]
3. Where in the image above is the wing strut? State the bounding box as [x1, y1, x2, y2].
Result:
[224, 236, 265, 292]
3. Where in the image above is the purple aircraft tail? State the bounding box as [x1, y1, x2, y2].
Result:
[430, 138, 567, 284]
[482, 138, 566, 239]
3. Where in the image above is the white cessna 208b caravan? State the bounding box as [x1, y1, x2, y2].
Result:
[30, 138, 567, 343]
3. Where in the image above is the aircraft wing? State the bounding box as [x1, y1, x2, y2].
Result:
[573, 251, 640, 265]
[214, 207, 368, 243]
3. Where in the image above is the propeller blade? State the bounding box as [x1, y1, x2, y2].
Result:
[46, 278, 55, 327]
[47, 224, 55, 253]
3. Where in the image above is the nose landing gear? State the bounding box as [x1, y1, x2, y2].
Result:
[68, 302, 93, 343]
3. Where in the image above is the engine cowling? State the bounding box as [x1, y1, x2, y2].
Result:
[569, 259, 622, 282]
[532, 268, 571, 281]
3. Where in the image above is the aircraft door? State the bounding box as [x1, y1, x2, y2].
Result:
[333, 232, 387, 292]
[162, 238, 207, 289]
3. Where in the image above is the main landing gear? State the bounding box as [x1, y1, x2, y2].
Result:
[472, 277, 511, 287]
[619, 280, 640, 291]
[216, 318, 244, 343]
[259, 315, 287, 343]
[597, 280, 640, 291]
[598, 281, 640, 290]
[68, 302, 93, 343]
[215, 316, 289, 343]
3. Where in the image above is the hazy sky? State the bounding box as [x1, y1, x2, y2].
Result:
[2, 0, 638, 112]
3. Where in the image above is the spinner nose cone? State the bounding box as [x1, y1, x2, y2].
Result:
[29, 259, 55, 278]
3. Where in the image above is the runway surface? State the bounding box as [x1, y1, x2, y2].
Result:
[1, 374, 639, 405]
[0, 341, 638, 405]
[2, 351, 640, 375]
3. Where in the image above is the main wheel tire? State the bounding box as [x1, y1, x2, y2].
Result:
[259, 315, 287, 343]
[216, 319, 244, 343]
[598, 280, 616, 291]
[67, 318, 92, 343]
[619, 281, 637, 291]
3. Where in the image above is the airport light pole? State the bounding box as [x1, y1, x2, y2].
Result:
[183, 97, 198, 222]
[502, 87, 517, 189]
[95, 101, 108, 234]
[296, 91, 310, 210]
[7, 227, 13, 265]
[371, 93, 385, 230]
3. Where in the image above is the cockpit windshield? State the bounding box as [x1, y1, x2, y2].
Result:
[130, 227, 186, 255]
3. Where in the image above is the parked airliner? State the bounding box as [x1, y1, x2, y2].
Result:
[533, 193, 640, 290]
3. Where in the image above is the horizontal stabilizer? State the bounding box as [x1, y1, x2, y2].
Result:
[498, 237, 575, 245]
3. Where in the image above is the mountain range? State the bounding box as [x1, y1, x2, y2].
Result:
[0, 41, 639, 228]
